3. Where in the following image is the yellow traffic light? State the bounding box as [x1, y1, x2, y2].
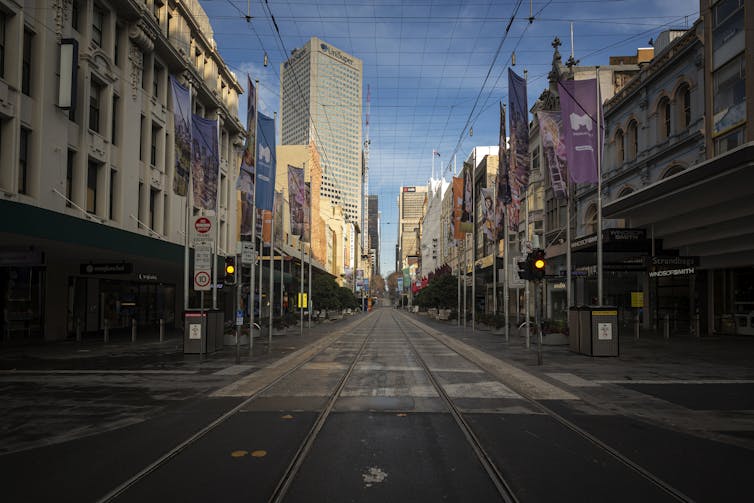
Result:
[534, 259, 545, 270]
[225, 264, 235, 274]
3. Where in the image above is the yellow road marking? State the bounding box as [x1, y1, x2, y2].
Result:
[231, 450, 248, 458]
[251, 450, 267, 458]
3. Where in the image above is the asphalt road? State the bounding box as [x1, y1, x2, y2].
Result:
[1, 308, 753, 502]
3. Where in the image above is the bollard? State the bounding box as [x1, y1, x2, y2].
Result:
[159, 318, 165, 342]
[634, 313, 640, 341]
[694, 313, 701, 338]
[103, 318, 109, 343]
[76, 318, 82, 342]
[131, 318, 137, 343]
[663, 313, 670, 339]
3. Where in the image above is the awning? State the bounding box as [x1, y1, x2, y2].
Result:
[603, 142, 754, 269]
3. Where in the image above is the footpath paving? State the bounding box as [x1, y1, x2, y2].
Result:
[411, 311, 754, 451]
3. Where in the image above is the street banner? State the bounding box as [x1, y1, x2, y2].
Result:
[236, 76, 257, 194]
[397, 277, 403, 293]
[169, 77, 191, 197]
[261, 209, 273, 246]
[402, 267, 411, 289]
[452, 177, 465, 241]
[496, 101, 510, 239]
[459, 163, 473, 234]
[507, 68, 529, 231]
[240, 191, 254, 236]
[288, 165, 310, 241]
[480, 187, 496, 241]
[537, 111, 569, 199]
[255, 113, 276, 211]
[558, 78, 601, 184]
[191, 114, 219, 210]
[274, 190, 283, 247]
[356, 269, 364, 291]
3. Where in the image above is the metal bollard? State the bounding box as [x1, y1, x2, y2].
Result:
[159, 318, 165, 342]
[634, 314, 640, 341]
[694, 314, 701, 338]
[76, 318, 82, 342]
[131, 318, 137, 343]
[103, 318, 109, 343]
[663, 314, 670, 339]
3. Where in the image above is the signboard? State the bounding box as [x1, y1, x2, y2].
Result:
[597, 323, 613, 340]
[193, 243, 212, 291]
[631, 292, 644, 308]
[189, 324, 202, 340]
[241, 242, 255, 265]
[191, 215, 216, 242]
[80, 263, 133, 275]
[236, 309, 244, 326]
[508, 267, 526, 288]
[297, 292, 308, 309]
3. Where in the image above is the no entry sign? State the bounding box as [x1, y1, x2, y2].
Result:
[191, 215, 216, 242]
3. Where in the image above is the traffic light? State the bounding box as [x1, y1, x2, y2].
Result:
[531, 248, 546, 280]
[224, 256, 237, 285]
[517, 258, 531, 280]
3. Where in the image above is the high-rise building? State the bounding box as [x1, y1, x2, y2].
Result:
[397, 186, 428, 271]
[367, 195, 380, 276]
[280, 37, 363, 226]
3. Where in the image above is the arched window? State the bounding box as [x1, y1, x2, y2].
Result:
[615, 129, 625, 165]
[658, 97, 671, 139]
[618, 186, 634, 198]
[627, 120, 638, 160]
[677, 84, 691, 130]
[662, 165, 685, 179]
[584, 204, 598, 235]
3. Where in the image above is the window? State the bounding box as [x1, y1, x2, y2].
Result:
[627, 120, 638, 160]
[678, 84, 691, 130]
[66, 150, 75, 207]
[615, 129, 624, 164]
[19, 128, 29, 194]
[71, 1, 80, 31]
[109, 169, 116, 220]
[662, 165, 685, 179]
[92, 4, 104, 48]
[138, 182, 144, 227]
[89, 80, 102, 133]
[139, 115, 145, 160]
[658, 97, 671, 139]
[111, 95, 119, 144]
[22, 30, 32, 96]
[87, 161, 99, 213]
[713, 0, 744, 52]
[151, 124, 158, 166]
[715, 126, 745, 155]
[154, 0, 164, 21]
[149, 188, 157, 230]
[153, 63, 161, 98]
[0, 12, 6, 79]
[713, 55, 745, 134]
[618, 187, 634, 198]
[584, 204, 597, 235]
[114, 25, 121, 66]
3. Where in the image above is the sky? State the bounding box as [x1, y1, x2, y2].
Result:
[202, 0, 700, 276]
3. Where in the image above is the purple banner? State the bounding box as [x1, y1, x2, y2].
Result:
[507, 68, 529, 231]
[558, 78, 601, 184]
[169, 77, 191, 197]
[537, 111, 568, 199]
[480, 187, 496, 241]
[191, 114, 219, 210]
[255, 113, 276, 211]
[237, 76, 257, 195]
[274, 190, 283, 247]
[496, 102, 510, 239]
[459, 163, 474, 234]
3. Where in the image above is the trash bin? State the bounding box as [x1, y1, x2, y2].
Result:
[579, 306, 619, 357]
[184, 310, 224, 354]
[568, 306, 585, 353]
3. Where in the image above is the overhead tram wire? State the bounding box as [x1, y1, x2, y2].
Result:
[442, 0, 525, 176]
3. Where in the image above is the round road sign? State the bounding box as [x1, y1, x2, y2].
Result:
[194, 217, 212, 234]
[194, 271, 211, 288]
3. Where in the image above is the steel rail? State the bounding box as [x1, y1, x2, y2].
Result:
[97, 312, 378, 503]
[392, 311, 519, 503]
[268, 310, 383, 503]
[398, 310, 694, 503]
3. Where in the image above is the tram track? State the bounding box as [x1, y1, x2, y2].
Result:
[97, 312, 380, 503]
[396, 310, 695, 503]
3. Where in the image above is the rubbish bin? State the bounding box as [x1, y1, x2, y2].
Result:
[183, 310, 224, 354]
[579, 306, 619, 357]
[568, 306, 586, 353]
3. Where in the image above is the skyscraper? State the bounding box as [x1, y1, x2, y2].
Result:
[280, 37, 364, 226]
[398, 186, 428, 271]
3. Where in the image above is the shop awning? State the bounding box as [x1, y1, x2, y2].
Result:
[603, 142, 754, 269]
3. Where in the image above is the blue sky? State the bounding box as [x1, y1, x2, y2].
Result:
[203, 0, 700, 276]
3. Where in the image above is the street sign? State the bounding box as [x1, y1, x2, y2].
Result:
[80, 263, 133, 274]
[631, 291, 644, 308]
[236, 309, 244, 326]
[298, 292, 308, 309]
[191, 215, 216, 242]
[193, 243, 212, 291]
[241, 242, 255, 265]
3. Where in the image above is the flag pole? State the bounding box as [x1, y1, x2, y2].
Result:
[269, 209, 274, 346]
[212, 119, 220, 310]
[472, 148, 476, 333]
[248, 78, 259, 356]
[596, 66, 603, 306]
[184, 81, 193, 313]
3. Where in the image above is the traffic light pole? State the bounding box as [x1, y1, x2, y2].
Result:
[235, 253, 242, 364]
[535, 279, 543, 366]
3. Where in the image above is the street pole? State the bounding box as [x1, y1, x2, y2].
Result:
[300, 241, 304, 336]
[249, 210, 257, 356]
[268, 213, 274, 347]
[235, 253, 241, 364]
[596, 66, 604, 307]
[536, 279, 543, 366]
[308, 243, 312, 329]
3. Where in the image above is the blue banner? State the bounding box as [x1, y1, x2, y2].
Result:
[169, 77, 191, 197]
[255, 113, 276, 211]
[191, 114, 219, 210]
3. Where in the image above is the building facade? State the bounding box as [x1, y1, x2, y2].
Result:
[397, 185, 427, 273]
[279, 37, 363, 227]
[0, 0, 244, 341]
[367, 194, 379, 277]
